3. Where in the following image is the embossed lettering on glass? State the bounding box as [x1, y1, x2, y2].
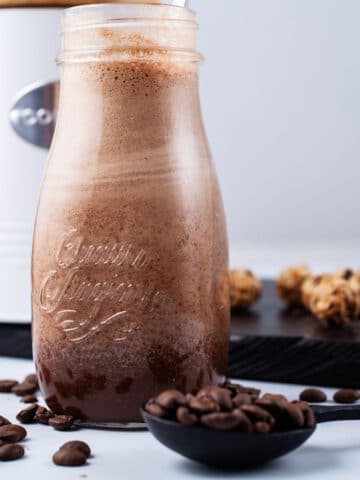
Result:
[32, 2, 230, 428]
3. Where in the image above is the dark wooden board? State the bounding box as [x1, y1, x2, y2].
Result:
[0, 323, 32, 359]
[1, 281, 360, 388]
[228, 281, 360, 388]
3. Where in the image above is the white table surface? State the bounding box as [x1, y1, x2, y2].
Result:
[1, 357, 360, 479]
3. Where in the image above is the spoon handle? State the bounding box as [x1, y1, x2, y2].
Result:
[312, 404, 360, 424]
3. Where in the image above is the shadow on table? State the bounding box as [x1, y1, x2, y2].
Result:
[173, 446, 340, 478]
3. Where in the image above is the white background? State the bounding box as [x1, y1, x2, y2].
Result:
[194, 0, 360, 248]
[1, 1, 360, 320]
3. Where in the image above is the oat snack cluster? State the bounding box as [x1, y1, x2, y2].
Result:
[230, 269, 262, 309]
[276, 265, 311, 305]
[306, 273, 360, 327]
[277, 266, 360, 328]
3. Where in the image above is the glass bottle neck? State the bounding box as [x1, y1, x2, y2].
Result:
[58, 3, 201, 66]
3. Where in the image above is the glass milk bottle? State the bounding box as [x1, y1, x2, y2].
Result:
[32, 2, 229, 427]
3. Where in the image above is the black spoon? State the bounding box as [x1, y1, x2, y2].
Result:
[142, 404, 360, 468]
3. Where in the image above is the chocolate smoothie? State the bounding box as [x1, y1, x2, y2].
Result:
[32, 4, 229, 424]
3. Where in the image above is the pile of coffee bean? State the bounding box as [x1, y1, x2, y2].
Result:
[299, 387, 360, 404]
[53, 441, 91, 467]
[145, 382, 316, 432]
[0, 373, 75, 432]
[0, 374, 39, 403]
[0, 417, 27, 461]
[0, 373, 86, 465]
[16, 404, 75, 431]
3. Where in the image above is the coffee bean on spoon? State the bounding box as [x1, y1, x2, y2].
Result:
[0, 380, 19, 393]
[223, 381, 260, 399]
[12, 382, 37, 397]
[0, 416, 10, 427]
[35, 406, 54, 425]
[16, 404, 38, 424]
[232, 409, 253, 432]
[240, 405, 275, 427]
[257, 395, 305, 429]
[60, 441, 91, 458]
[222, 381, 240, 397]
[256, 394, 289, 414]
[292, 401, 316, 428]
[0, 424, 27, 443]
[145, 399, 168, 418]
[176, 407, 198, 426]
[235, 384, 261, 398]
[186, 394, 220, 414]
[280, 402, 305, 429]
[262, 393, 288, 403]
[155, 390, 186, 411]
[333, 389, 360, 404]
[0, 443, 25, 461]
[254, 421, 271, 433]
[49, 415, 75, 431]
[53, 448, 87, 467]
[197, 386, 233, 411]
[232, 392, 254, 407]
[300, 388, 327, 403]
[201, 412, 243, 431]
[21, 395, 38, 404]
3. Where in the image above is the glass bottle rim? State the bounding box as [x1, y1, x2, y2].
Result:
[58, 2, 201, 65]
[62, 2, 197, 32]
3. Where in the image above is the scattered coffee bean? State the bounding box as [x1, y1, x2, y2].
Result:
[35, 406, 54, 425]
[333, 389, 360, 404]
[155, 390, 186, 410]
[0, 424, 27, 443]
[197, 386, 233, 411]
[53, 447, 87, 467]
[300, 388, 327, 403]
[16, 404, 38, 424]
[176, 407, 198, 426]
[0, 380, 18, 393]
[186, 394, 219, 414]
[0, 416, 10, 426]
[0, 443, 25, 461]
[49, 415, 75, 431]
[12, 382, 37, 397]
[201, 412, 243, 431]
[144, 399, 168, 418]
[24, 374, 39, 389]
[21, 395, 38, 404]
[60, 441, 91, 458]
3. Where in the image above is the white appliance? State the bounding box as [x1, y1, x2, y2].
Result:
[0, 8, 62, 322]
[0, 1, 189, 324]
